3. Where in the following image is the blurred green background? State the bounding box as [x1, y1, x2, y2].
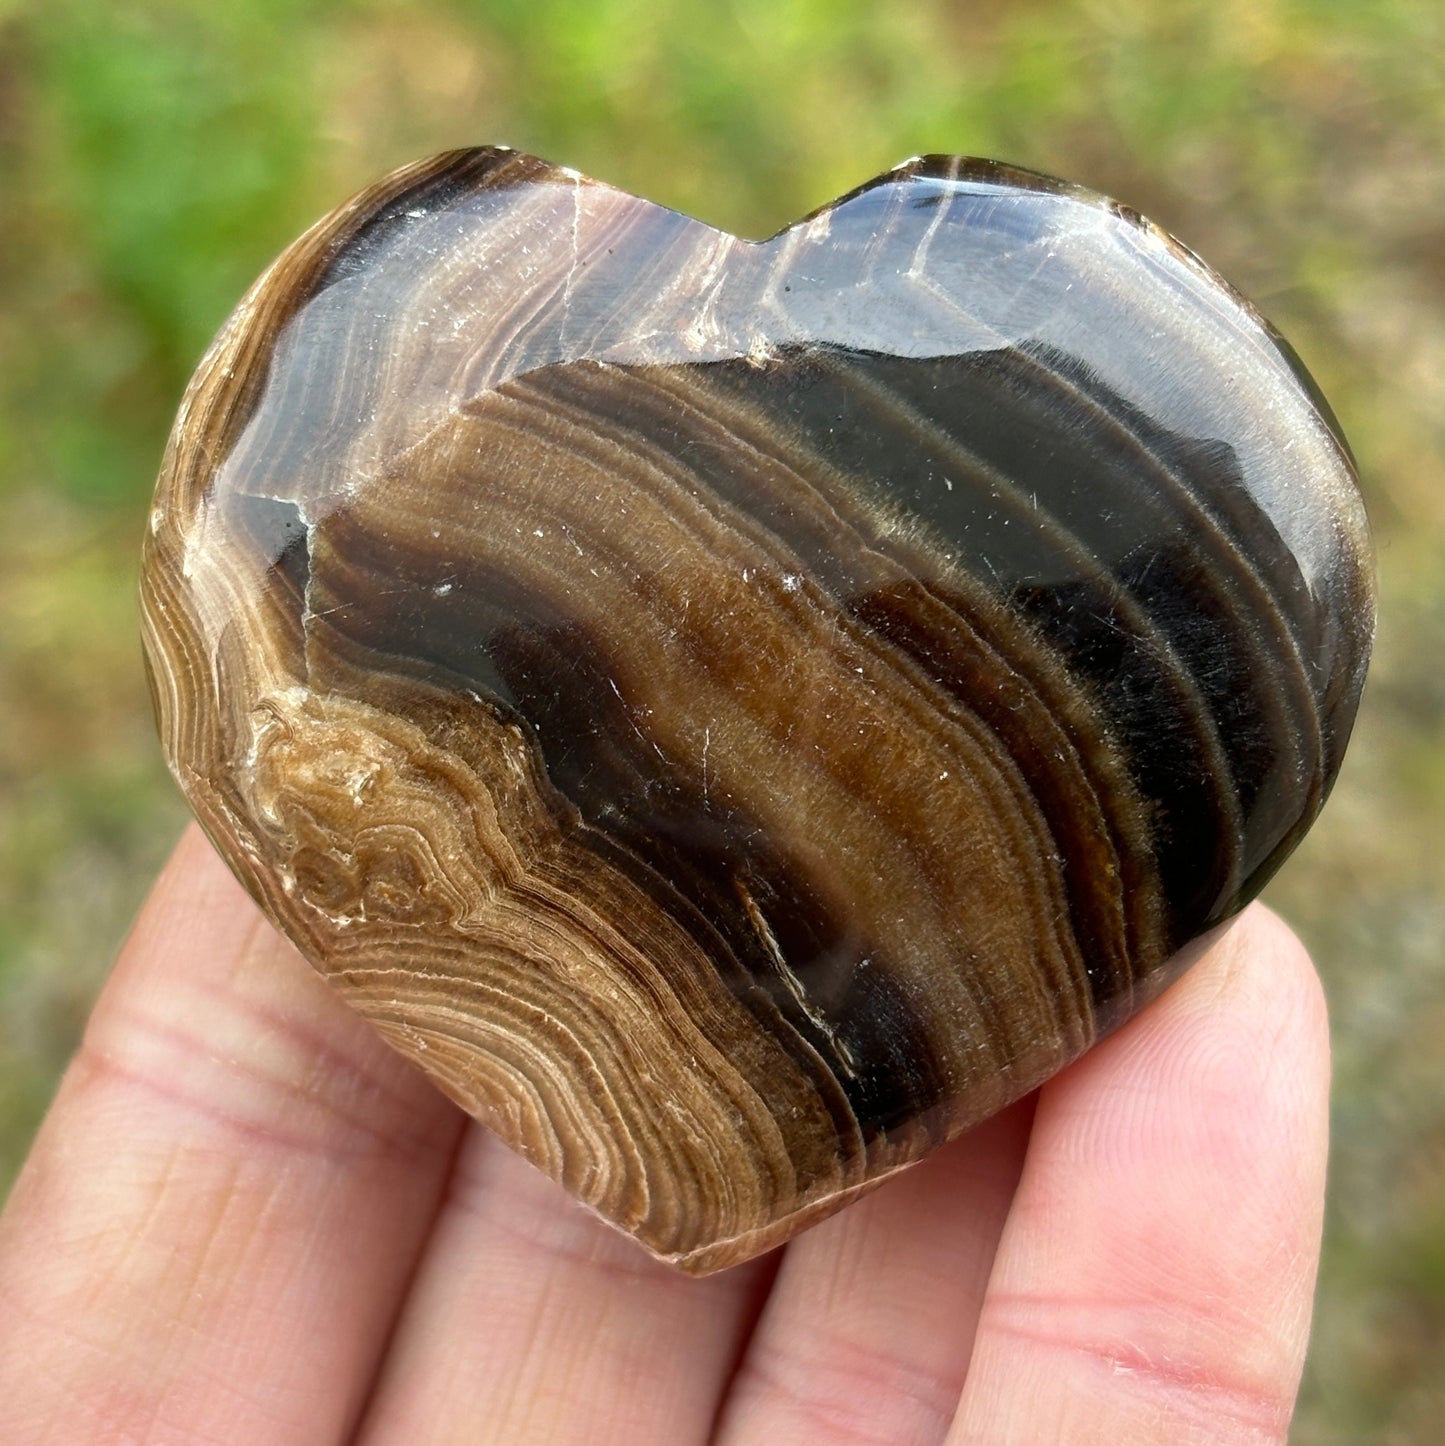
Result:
[1, 1, 1441, 1437]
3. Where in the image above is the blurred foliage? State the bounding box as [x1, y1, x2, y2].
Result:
[1, 0, 1443, 1437]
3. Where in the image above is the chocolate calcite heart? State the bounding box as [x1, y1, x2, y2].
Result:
[140, 149, 1373, 1272]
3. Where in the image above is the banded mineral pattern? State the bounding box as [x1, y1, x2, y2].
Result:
[140, 149, 1373, 1271]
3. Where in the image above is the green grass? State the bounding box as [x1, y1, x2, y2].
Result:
[2, 1, 1443, 1436]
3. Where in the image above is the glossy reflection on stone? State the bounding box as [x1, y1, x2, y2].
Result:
[140, 149, 1374, 1272]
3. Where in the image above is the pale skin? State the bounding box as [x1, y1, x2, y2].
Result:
[0, 826, 1328, 1444]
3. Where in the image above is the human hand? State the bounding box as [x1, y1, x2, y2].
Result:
[0, 826, 1327, 1443]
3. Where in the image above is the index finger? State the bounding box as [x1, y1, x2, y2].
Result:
[0, 826, 463, 1443]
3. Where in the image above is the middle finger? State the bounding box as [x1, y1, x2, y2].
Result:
[354, 1124, 776, 1445]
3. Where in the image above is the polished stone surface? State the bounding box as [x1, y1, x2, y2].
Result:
[141, 149, 1374, 1271]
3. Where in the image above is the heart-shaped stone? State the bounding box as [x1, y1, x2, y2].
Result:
[141, 149, 1373, 1272]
